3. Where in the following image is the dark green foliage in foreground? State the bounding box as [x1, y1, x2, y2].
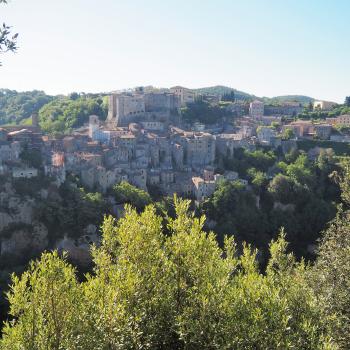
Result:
[308, 160, 350, 349]
[1, 198, 335, 349]
[311, 210, 350, 349]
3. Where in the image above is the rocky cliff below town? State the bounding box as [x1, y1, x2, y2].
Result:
[0, 178, 104, 270]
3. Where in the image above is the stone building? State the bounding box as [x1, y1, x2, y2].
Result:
[264, 103, 303, 116]
[249, 100, 264, 119]
[170, 86, 195, 107]
[283, 121, 314, 138]
[107, 94, 145, 127]
[314, 124, 332, 140]
[175, 132, 216, 167]
[0, 142, 21, 163]
[12, 168, 38, 178]
[192, 176, 216, 202]
[172, 143, 184, 169]
[326, 114, 350, 126]
[144, 92, 180, 113]
[313, 100, 337, 111]
[106, 90, 180, 127]
[257, 127, 277, 145]
[216, 133, 250, 157]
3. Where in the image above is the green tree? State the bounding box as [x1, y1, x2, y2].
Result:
[113, 181, 152, 211]
[286, 153, 315, 187]
[221, 90, 235, 102]
[87, 198, 333, 349]
[0, 89, 53, 125]
[247, 167, 268, 194]
[282, 128, 295, 140]
[181, 99, 229, 125]
[271, 121, 280, 130]
[268, 174, 296, 204]
[38, 95, 107, 134]
[310, 209, 350, 349]
[1, 198, 335, 349]
[1, 252, 84, 349]
[345, 96, 350, 107]
[0, 0, 18, 66]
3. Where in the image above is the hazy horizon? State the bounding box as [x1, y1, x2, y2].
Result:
[1, 0, 349, 103]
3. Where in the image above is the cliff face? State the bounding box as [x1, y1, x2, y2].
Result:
[0, 181, 99, 268]
[1, 222, 48, 257]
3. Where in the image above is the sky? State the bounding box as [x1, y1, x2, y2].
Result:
[0, 0, 349, 102]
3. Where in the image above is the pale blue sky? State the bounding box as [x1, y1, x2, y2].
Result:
[1, 0, 349, 102]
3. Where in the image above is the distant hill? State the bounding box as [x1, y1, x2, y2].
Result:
[263, 95, 315, 105]
[194, 85, 256, 101]
[194, 86, 315, 105]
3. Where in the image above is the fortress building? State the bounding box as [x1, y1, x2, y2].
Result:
[107, 94, 145, 127]
[106, 90, 180, 127]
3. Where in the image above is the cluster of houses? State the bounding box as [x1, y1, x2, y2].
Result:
[246, 99, 350, 145]
[1, 86, 349, 203]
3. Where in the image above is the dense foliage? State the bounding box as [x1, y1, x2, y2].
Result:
[113, 181, 152, 211]
[1, 198, 335, 349]
[39, 94, 108, 134]
[208, 148, 339, 259]
[308, 160, 350, 349]
[182, 99, 231, 125]
[297, 104, 350, 120]
[0, 89, 53, 125]
[35, 181, 108, 242]
[0, 90, 108, 134]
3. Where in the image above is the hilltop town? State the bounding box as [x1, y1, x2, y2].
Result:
[0, 86, 348, 203]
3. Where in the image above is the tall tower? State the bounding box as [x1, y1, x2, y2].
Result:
[107, 94, 117, 123]
[89, 115, 100, 138]
[31, 112, 39, 128]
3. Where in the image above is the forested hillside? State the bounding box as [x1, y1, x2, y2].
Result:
[264, 95, 315, 104]
[38, 94, 108, 134]
[0, 88, 326, 132]
[0, 90, 108, 134]
[0, 89, 53, 125]
[194, 86, 316, 104]
[194, 85, 255, 101]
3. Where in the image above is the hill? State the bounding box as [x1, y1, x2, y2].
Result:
[263, 95, 315, 105]
[194, 85, 257, 101]
[0, 90, 108, 134]
[194, 86, 315, 105]
[0, 89, 54, 125]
